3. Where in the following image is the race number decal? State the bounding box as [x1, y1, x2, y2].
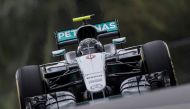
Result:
[86, 54, 96, 59]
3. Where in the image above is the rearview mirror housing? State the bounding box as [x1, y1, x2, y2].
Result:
[52, 49, 66, 57]
[112, 37, 126, 44]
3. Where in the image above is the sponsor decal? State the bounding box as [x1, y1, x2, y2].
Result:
[89, 79, 102, 84]
[90, 84, 103, 90]
[56, 21, 118, 42]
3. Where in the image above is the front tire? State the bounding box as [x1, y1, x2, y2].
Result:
[16, 65, 45, 109]
[142, 40, 177, 86]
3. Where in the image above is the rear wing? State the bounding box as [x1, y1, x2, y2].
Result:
[54, 20, 120, 48]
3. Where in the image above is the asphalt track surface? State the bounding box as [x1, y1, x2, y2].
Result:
[66, 84, 190, 109]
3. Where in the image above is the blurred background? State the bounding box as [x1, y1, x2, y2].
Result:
[0, 0, 190, 108]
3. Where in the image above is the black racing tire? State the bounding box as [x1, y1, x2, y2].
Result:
[142, 40, 177, 86]
[16, 65, 45, 109]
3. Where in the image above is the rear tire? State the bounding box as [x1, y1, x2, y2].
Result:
[142, 40, 177, 86]
[16, 65, 45, 109]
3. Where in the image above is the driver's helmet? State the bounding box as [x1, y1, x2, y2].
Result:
[77, 38, 103, 56]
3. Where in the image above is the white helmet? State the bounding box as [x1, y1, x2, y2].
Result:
[77, 38, 103, 56]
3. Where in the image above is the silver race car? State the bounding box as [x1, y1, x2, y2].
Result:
[16, 15, 177, 109]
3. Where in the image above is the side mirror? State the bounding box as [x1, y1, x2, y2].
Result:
[52, 49, 66, 57]
[112, 37, 126, 44]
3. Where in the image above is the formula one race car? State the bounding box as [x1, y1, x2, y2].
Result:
[16, 15, 177, 109]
